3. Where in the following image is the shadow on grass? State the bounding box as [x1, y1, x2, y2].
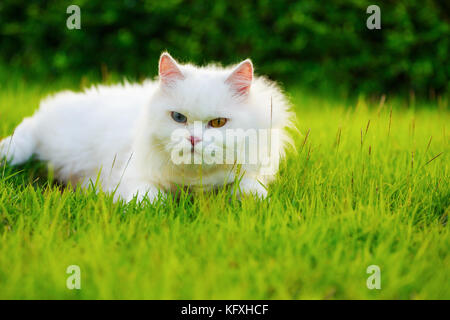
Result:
[1, 156, 51, 189]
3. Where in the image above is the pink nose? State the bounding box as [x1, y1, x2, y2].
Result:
[189, 136, 201, 146]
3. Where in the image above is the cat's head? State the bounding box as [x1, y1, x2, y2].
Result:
[142, 52, 290, 174]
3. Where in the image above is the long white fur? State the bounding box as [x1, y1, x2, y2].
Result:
[0, 53, 294, 202]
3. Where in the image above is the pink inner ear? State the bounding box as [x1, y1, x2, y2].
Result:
[159, 54, 184, 84]
[226, 60, 253, 96]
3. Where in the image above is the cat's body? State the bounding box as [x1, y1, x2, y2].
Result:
[0, 53, 294, 202]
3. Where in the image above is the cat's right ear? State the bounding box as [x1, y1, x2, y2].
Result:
[225, 59, 253, 97]
[159, 52, 184, 86]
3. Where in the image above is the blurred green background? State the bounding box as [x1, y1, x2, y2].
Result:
[0, 0, 448, 97]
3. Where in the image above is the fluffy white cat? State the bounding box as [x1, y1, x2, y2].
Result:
[0, 53, 294, 202]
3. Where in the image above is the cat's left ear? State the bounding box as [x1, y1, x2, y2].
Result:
[225, 59, 253, 97]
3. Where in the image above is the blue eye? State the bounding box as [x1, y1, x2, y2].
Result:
[171, 111, 187, 123]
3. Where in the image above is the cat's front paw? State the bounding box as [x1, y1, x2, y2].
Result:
[235, 179, 268, 200]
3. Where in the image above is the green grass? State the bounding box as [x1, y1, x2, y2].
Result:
[0, 77, 449, 299]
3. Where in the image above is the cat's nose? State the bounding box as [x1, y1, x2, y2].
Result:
[189, 136, 201, 146]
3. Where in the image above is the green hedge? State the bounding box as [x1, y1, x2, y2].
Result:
[0, 0, 448, 96]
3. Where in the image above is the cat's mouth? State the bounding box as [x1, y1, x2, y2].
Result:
[191, 146, 204, 155]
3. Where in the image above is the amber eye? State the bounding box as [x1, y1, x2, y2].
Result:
[209, 118, 227, 128]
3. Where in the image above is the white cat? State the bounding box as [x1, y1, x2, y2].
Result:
[0, 53, 294, 202]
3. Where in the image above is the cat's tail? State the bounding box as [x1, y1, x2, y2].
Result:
[0, 117, 37, 166]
